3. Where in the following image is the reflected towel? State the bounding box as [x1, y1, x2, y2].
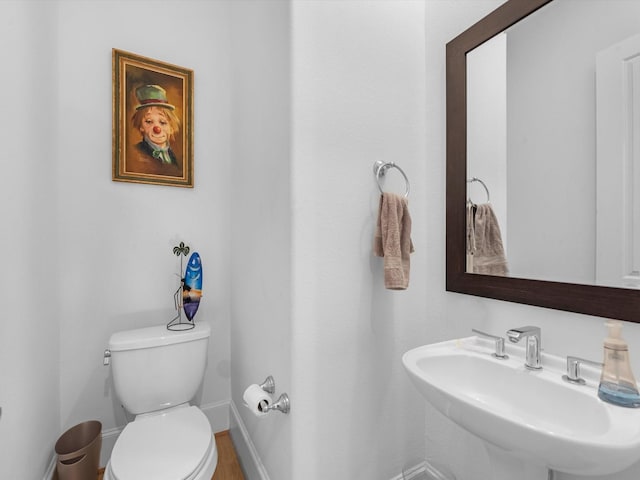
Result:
[468, 203, 508, 276]
[374, 193, 415, 290]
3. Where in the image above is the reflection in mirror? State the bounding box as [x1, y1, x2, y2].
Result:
[446, 0, 640, 322]
[465, 0, 640, 289]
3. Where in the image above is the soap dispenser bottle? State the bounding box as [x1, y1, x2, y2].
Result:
[598, 320, 640, 408]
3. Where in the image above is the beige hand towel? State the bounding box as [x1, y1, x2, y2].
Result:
[373, 193, 415, 290]
[469, 203, 508, 276]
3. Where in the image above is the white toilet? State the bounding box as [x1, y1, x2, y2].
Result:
[104, 322, 218, 480]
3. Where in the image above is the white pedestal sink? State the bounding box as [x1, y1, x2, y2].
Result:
[402, 336, 640, 478]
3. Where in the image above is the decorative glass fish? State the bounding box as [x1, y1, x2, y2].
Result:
[183, 252, 202, 321]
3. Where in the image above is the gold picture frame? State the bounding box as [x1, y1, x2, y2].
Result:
[112, 49, 194, 187]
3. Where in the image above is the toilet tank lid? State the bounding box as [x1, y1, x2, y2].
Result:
[109, 322, 210, 351]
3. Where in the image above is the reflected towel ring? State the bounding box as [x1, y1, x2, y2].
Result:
[373, 161, 410, 198]
[467, 177, 490, 203]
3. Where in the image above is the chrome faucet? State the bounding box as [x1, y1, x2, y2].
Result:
[506, 326, 542, 370]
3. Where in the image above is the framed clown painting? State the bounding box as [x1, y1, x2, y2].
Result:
[112, 49, 194, 187]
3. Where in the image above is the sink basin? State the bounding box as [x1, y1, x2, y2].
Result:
[402, 337, 640, 476]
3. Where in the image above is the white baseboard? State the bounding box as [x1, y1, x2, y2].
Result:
[99, 426, 123, 469]
[389, 461, 427, 480]
[43, 457, 56, 480]
[44, 401, 230, 480]
[201, 399, 231, 434]
[228, 400, 271, 480]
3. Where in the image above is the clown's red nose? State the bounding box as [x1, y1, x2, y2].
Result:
[153, 126, 162, 134]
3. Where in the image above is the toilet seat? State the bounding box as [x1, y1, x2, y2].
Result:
[108, 405, 216, 480]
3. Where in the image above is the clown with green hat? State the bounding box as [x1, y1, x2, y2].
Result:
[131, 84, 181, 166]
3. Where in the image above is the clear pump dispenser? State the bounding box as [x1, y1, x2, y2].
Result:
[598, 320, 640, 408]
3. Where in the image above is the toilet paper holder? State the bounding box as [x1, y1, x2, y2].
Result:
[259, 376, 275, 394]
[260, 393, 290, 415]
[256, 375, 290, 415]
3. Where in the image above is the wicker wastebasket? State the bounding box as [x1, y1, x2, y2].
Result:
[54, 421, 102, 480]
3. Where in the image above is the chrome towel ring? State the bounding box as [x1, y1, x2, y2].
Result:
[373, 160, 410, 198]
[467, 177, 490, 203]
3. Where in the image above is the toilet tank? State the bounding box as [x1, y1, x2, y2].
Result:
[108, 322, 210, 415]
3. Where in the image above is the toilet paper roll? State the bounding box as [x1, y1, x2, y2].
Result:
[243, 384, 272, 417]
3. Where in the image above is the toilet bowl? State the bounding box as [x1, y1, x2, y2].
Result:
[104, 405, 217, 480]
[104, 323, 217, 480]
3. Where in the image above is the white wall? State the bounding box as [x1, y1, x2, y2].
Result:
[229, 2, 293, 479]
[0, 2, 61, 478]
[55, 0, 232, 438]
[428, 2, 640, 479]
[467, 33, 508, 251]
[290, 2, 428, 478]
[507, 0, 640, 284]
[5, 2, 640, 480]
[1, 1, 233, 478]
[230, 1, 429, 479]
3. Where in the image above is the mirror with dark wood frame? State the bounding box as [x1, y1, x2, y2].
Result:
[445, 0, 640, 322]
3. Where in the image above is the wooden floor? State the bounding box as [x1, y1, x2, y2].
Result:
[95, 430, 244, 480]
[212, 431, 244, 480]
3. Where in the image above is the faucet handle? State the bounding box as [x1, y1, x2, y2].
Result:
[472, 329, 509, 359]
[562, 356, 603, 385]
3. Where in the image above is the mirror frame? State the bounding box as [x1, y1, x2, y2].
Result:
[445, 0, 640, 322]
